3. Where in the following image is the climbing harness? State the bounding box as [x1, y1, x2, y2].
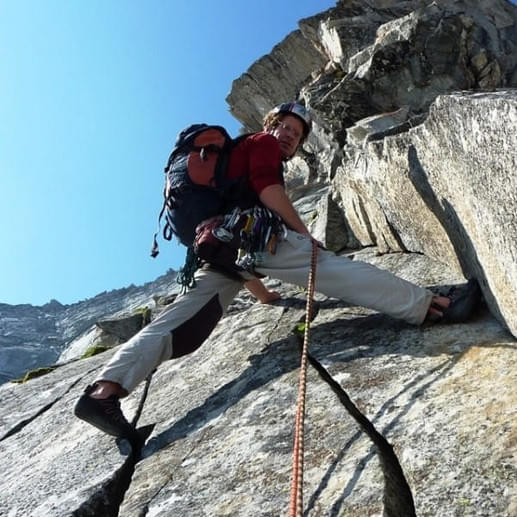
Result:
[177, 206, 286, 291]
[289, 239, 318, 517]
[233, 206, 286, 273]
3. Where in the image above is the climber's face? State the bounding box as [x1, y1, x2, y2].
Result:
[270, 114, 304, 159]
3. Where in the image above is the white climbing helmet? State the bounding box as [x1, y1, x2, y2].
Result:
[271, 102, 312, 136]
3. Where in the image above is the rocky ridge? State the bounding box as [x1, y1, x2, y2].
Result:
[0, 1, 516, 516]
[0, 269, 178, 384]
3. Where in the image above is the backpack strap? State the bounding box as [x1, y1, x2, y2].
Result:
[213, 133, 254, 194]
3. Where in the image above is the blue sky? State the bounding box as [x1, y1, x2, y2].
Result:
[0, 0, 336, 306]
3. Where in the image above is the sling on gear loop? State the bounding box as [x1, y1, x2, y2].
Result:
[176, 246, 202, 294]
[289, 239, 318, 517]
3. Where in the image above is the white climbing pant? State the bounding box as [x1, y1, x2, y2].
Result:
[96, 230, 433, 393]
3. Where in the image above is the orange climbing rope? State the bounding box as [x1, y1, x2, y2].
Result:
[289, 239, 318, 517]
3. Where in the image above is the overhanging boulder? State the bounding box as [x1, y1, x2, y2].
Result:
[333, 90, 517, 336]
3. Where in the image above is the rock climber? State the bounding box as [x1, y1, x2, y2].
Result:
[74, 102, 480, 445]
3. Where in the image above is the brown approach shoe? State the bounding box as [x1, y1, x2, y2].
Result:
[74, 384, 138, 445]
[432, 278, 482, 324]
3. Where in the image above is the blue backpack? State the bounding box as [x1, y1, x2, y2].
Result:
[151, 124, 253, 257]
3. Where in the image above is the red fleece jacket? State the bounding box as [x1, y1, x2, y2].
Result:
[226, 132, 284, 195]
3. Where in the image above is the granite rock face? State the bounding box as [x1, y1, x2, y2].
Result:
[226, 29, 327, 133]
[0, 301, 64, 385]
[1, 252, 515, 517]
[335, 90, 517, 335]
[1, 1, 517, 516]
[227, 0, 517, 336]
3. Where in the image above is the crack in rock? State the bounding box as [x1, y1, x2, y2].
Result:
[0, 377, 82, 442]
[137, 429, 209, 517]
[72, 451, 138, 517]
[72, 376, 155, 516]
[306, 350, 416, 516]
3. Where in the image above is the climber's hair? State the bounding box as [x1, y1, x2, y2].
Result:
[263, 112, 309, 142]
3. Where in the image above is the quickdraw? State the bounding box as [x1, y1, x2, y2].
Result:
[233, 206, 286, 273]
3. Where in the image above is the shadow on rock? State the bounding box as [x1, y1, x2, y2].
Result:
[407, 144, 505, 325]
